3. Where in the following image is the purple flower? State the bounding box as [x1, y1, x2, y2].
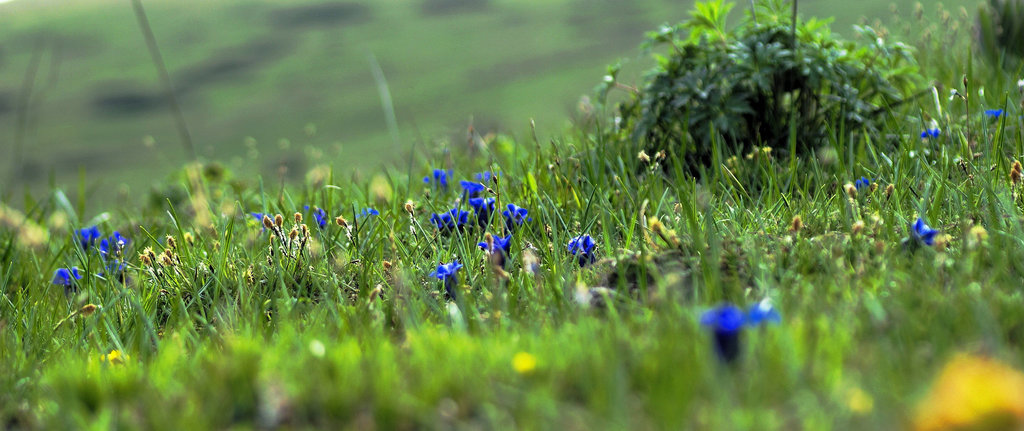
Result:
[468, 197, 495, 228]
[567, 234, 596, 267]
[98, 231, 130, 257]
[700, 304, 746, 363]
[985, 109, 1004, 118]
[52, 267, 82, 286]
[430, 260, 463, 299]
[78, 226, 101, 250]
[304, 206, 328, 229]
[460, 181, 486, 198]
[424, 169, 453, 189]
[910, 217, 939, 246]
[478, 234, 512, 268]
[854, 177, 871, 190]
[502, 203, 531, 229]
[430, 208, 470, 233]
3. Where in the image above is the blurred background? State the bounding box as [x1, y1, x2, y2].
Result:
[0, 0, 973, 198]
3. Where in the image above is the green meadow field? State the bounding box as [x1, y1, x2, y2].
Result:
[4, 0, 1024, 429]
[0, 0, 971, 196]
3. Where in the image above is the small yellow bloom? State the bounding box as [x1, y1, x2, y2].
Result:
[101, 349, 129, 365]
[512, 352, 537, 375]
[845, 387, 874, 414]
[914, 354, 1024, 431]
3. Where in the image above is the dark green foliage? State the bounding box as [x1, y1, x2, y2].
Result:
[978, 0, 1024, 67]
[601, 0, 924, 173]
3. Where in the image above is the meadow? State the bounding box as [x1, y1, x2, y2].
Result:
[3, 0, 1024, 429]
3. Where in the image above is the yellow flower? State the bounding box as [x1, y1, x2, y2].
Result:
[101, 349, 129, 365]
[914, 354, 1024, 431]
[512, 352, 537, 375]
[845, 387, 874, 415]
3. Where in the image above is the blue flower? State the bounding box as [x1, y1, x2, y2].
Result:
[430, 260, 463, 299]
[985, 109, 1004, 119]
[474, 171, 496, 182]
[78, 226, 101, 250]
[98, 231, 130, 257]
[502, 203, 531, 229]
[478, 233, 512, 268]
[460, 181, 487, 198]
[52, 267, 82, 286]
[305, 206, 328, 229]
[700, 304, 746, 363]
[468, 197, 495, 228]
[854, 177, 871, 190]
[567, 234, 596, 267]
[910, 217, 939, 246]
[359, 208, 380, 218]
[920, 128, 940, 139]
[430, 208, 470, 233]
[745, 299, 781, 325]
[423, 169, 453, 189]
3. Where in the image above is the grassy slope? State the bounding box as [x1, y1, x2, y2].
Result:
[1, 1, 1020, 430]
[0, 0, 973, 200]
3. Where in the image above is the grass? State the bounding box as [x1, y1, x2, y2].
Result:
[0, 0, 974, 200]
[2, 0, 1024, 429]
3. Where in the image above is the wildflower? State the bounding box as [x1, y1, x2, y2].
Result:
[334, 216, 348, 228]
[567, 234, 596, 267]
[429, 208, 470, 233]
[98, 232, 130, 257]
[100, 349, 129, 365]
[1011, 160, 1022, 185]
[78, 226, 101, 250]
[460, 180, 487, 198]
[985, 109, 1004, 119]
[423, 169, 453, 189]
[910, 217, 940, 247]
[885, 184, 895, 199]
[844, 183, 858, 199]
[430, 260, 463, 299]
[700, 304, 746, 363]
[502, 203, 531, 229]
[359, 208, 380, 218]
[468, 197, 495, 228]
[512, 352, 538, 375]
[854, 177, 871, 190]
[52, 267, 82, 286]
[638, 151, 651, 163]
[745, 298, 781, 325]
[474, 171, 497, 183]
[921, 128, 941, 139]
[304, 206, 328, 230]
[478, 233, 512, 268]
[913, 354, 1024, 431]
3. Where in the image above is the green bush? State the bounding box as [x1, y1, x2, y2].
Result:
[600, 0, 925, 173]
[978, 0, 1024, 67]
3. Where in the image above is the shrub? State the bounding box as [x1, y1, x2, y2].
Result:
[599, 0, 925, 174]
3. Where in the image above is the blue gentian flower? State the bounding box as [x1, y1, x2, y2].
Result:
[502, 203, 531, 229]
[854, 177, 871, 190]
[304, 206, 328, 229]
[430, 208, 470, 233]
[52, 267, 82, 286]
[474, 171, 496, 182]
[478, 233, 512, 268]
[985, 109, 1004, 119]
[423, 169, 453, 189]
[920, 128, 940, 139]
[78, 226, 101, 250]
[910, 217, 939, 246]
[745, 299, 781, 325]
[430, 260, 463, 299]
[460, 181, 487, 198]
[98, 231, 130, 257]
[468, 197, 495, 228]
[567, 234, 597, 267]
[700, 304, 746, 363]
[359, 208, 380, 218]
